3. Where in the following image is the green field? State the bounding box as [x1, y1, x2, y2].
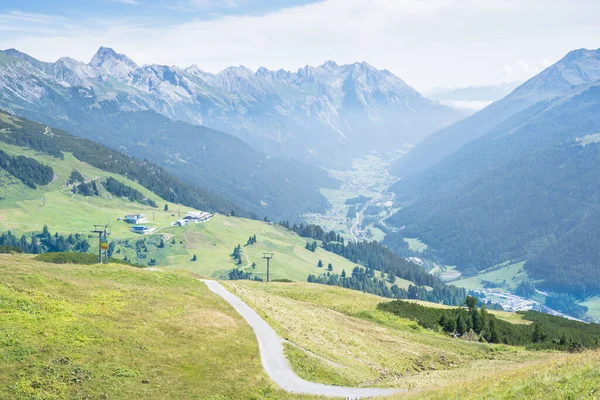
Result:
[404, 237, 428, 253]
[452, 262, 528, 291]
[0, 254, 312, 399]
[581, 296, 600, 322]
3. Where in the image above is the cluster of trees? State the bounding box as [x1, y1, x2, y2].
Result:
[0, 149, 53, 189]
[545, 292, 589, 319]
[231, 244, 243, 265]
[0, 226, 90, 254]
[246, 235, 257, 246]
[281, 222, 441, 288]
[67, 169, 85, 185]
[307, 266, 469, 305]
[515, 280, 536, 298]
[314, 260, 334, 271]
[103, 177, 157, 207]
[308, 267, 408, 299]
[305, 241, 318, 252]
[279, 222, 345, 244]
[377, 296, 600, 351]
[321, 240, 441, 287]
[228, 268, 263, 281]
[72, 180, 99, 197]
[439, 296, 501, 342]
[378, 296, 600, 351]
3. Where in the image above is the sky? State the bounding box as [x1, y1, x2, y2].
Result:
[1, 0, 599, 91]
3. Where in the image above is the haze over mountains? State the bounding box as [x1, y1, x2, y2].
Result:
[388, 47, 600, 297]
[0, 46, 462, 168]
[425, 81, 521, 114]
[393, 48, 600, 178]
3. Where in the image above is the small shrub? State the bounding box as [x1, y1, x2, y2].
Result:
[34, 252, 140, 267]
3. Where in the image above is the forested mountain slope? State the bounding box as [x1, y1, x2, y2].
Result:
[388, 81, 600, 297]
[0, 110, 237, 214]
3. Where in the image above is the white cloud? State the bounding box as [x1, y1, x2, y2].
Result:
[0, 0, 599, 91]
[110, 0, 139, 5]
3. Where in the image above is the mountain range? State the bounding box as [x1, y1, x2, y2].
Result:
[387, 48, 600, 297]
[0, 47, 462, 168]
[0, 48, 346, 221]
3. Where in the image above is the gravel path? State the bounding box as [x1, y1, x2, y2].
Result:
[202, 280, 403, 399]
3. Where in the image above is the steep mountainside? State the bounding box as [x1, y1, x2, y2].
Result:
[393, 48, 600, 177]
[387, 80, 600, 297]
[0, 47, 462, 168]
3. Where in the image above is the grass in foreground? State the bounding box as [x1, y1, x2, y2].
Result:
[224, 281, 549, 390]
[0, 254, 314, 400]
[397, 349, 600, 399]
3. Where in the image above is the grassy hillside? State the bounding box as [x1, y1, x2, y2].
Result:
[224, 281, 547, 391]
[0, 138, 372, 283]
[1, 254, 594, 399]
[0, 254, 314, 400]
[398, 349, 600, 399]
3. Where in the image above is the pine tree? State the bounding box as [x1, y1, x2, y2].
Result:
[164, 204, 169, 211]
[317, 260, 324, 268]
[191, 254, 197, 262]
[327, 263, 333, 271]
[465, 296, 477, 312]
[456, 313, 467, 335]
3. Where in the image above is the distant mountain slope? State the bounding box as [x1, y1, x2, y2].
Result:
[387, 80, 600, 297]
[0, 47, 463, 168]
[393, 48, 600, 177]
[0, 51, 336, 221]
[0, 110, 237, 214]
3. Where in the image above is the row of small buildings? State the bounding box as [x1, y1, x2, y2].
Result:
[172, 211, 213, 227]
[121, 211, 213, 234]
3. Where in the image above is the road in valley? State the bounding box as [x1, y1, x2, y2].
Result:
[202, 280, 403, 398]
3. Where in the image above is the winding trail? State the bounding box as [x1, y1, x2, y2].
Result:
[202, 280, 403, 399]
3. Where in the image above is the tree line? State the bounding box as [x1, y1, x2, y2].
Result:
[103, 176, 158, 207]
[0, 149, 53, 189]
[378, 296, 600, 351]
[0, 225, 90, 254]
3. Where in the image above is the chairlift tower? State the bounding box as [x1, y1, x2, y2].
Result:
[92, 224, 111, 264]
[262, 253, 274, 282]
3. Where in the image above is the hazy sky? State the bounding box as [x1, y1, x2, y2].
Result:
[1, 0, 599, 91]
